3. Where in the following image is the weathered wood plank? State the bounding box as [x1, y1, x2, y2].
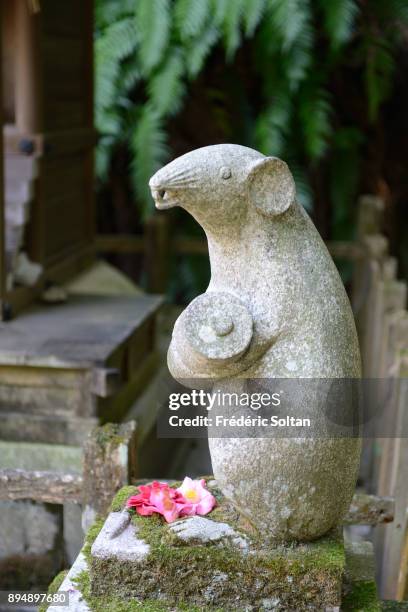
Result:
[0, 469, 83, 504]
[379, 357, 408, 599]
[96, 234, 367, 261]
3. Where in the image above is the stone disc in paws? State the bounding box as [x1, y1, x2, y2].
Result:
[183, 292, 253, 363]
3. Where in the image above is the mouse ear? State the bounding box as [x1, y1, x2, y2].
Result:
[247, 157, 296, 216]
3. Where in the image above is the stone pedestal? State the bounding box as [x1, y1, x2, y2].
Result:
[89, 480, 345, 610]
[44, 480, 399, 611]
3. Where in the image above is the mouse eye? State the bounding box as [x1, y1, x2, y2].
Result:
[220, 166, 232, 180]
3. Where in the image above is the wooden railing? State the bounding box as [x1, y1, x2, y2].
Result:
[0, 421, 137, 530]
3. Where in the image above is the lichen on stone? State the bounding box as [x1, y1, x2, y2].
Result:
[94, 423, 125, 450]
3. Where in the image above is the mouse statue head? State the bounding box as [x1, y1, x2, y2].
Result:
[149, 144, 296, 233]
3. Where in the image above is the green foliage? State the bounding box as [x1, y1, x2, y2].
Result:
[130, 105, 169, 207]
[174, 0, 211, 41]
[298, 85, 332, 160]
[135, 0, 171, 75]
[318, 0, 359, 50]
[95, 0, 407, 295]
[244, 0, 266, 37]
[365, 38, 395, 122]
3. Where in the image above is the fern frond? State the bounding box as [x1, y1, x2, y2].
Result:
[244, 0, 267, 37]
[318, 0, 358, 49]
[95, 18, 138, 112]
[298, 86, 332, 159]
[185, 26, 220, 78]
[148, 50, 186, 117]
[130, 105, 169, 216]
[95, 0, 135, 30]
[96, 18, 138, 62]
[282, 23, 314, 90]
[365, 38, 395, 121]
[266, 0, 312, 51]
[222, 0, 246, 60]
[289, 163, 313, 211]
[136, 0, 171, 75]
[116, 61, 141, 94]
[174, 0, 211, 40]
[255, 93, 292, 156]
[210, 0, 230, 27]
[95, 108, 123, 136]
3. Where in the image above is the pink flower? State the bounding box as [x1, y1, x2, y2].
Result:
[126, 481, 186, 523]
[126, 478, 216, 523]
[176, 477, 217, 516]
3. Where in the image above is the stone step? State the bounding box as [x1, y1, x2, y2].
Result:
[0, 412, 97, 446]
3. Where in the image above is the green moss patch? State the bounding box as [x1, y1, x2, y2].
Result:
[74, 567, 210, 611]
[381, 601, 408, 611]
[342, 581, 380, 611]
[94, 423, 125, 450]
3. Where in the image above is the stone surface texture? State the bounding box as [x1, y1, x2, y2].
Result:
[91, 511, 150, 562]
[168, 515, 249, 549]
[47, 552, 90, 612]
[150, 144, 362, 543]
[87, 482, 345, 610]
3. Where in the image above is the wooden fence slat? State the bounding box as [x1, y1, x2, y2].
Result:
[379, 357, 408, 599]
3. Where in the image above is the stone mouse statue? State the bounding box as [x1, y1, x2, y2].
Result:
[149, 144, 361, 542]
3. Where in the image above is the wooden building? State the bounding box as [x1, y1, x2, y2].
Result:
[0, 0, 168, 588]
[1, 0, 95, 318]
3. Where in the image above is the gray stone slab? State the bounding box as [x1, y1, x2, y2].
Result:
[91, 511, 150, 563]
[169, 515, 248, 549]
[48, 552, 90, 612]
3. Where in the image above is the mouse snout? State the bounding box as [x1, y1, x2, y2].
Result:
[149, 173, 179, 211]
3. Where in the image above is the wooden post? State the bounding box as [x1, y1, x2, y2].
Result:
[0, 4, 5, 317]
[144, 213, 171, 294]
[378, 356, 408, 599]
[82, 421, 137, 530]
[15, 0, 42, 134]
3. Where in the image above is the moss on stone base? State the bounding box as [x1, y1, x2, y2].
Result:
[74, 568, 209, 612]
[342, 581, 380, 611]
[94, 423, 126, 450]
[90, 481, 345, 611]
[381, 602, 408, 611]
